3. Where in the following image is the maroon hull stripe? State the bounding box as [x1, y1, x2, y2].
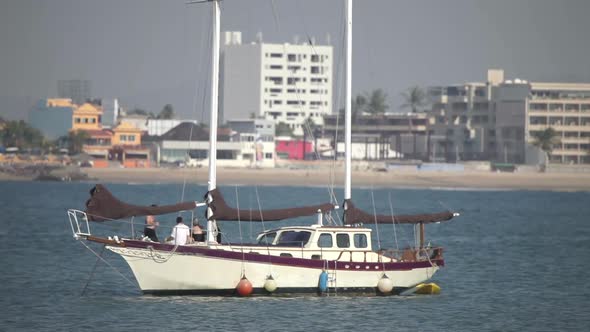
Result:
[123, 240, 444, 271]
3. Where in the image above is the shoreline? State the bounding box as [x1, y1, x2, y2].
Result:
[0, 168, 590, 191]
[3, 167, 589, 192]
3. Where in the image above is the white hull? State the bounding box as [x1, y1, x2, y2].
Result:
[108, 243, 440, 295]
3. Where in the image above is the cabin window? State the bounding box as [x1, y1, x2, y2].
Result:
[258, 232, 276, 245]
[336, 234, 350, 248]
[354, 234, 368, 248]
[318, 233, 333, 248]
[276, 231, 311, 247]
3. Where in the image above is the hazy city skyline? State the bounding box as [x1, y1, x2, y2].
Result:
[1, 0, 590, 122]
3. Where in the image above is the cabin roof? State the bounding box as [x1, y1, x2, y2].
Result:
[264, 225, 372, 234]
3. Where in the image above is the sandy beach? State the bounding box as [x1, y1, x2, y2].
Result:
[2, 163, 589, 191]
[72, 167, 590, 191]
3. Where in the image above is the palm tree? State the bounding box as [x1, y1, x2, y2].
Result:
[1, 120, 26, 147]
[364, 89, 389, 114]
[531, 127, 561, 163]
[339, 94, 368, 121]
[400, 86, 428, 113]
[0, 120, 43, 148]
[158, 104, 175, 119]
[275, 122, 294, 137]
[68, 130, 90, 155]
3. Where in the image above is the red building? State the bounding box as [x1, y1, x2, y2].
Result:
[276, 139, 314, 160]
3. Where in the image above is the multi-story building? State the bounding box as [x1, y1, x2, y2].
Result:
[29, 98, 76, 140]
[220, 31, 333, 136]
[427, 69, 590, 165]
[57, 79, 92, 105]
[427, 69, 503, 162]
[496, 81, 590, 164]
[158, 122, 275, 168]
[147, 119, 198, 136]
[323, 113, 430, 160]
[72, 102, 103, 131]
[226, 118, 275, 143]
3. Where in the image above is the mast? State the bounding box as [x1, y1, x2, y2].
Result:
[344, 0, 353, 221]
[207, 0, 221, 243]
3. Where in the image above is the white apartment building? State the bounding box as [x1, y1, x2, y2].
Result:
[496, 81, 590, 165]
[428, 69, 590, 165]
[220, 31, 333, 136]
[427, 69, 503, 162]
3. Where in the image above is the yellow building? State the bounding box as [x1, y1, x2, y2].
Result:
[112, 121, 142, 146]
[47, 98, 76, 108]
[72, 103, 102, 131]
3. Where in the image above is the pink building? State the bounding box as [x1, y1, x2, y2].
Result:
[276, 139, 314, 160]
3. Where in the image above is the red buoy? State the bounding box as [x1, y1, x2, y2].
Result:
[236, 277, 253, 297]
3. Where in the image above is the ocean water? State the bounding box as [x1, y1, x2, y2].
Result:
[1, 180, 589, 332]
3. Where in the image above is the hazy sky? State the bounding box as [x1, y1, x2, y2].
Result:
[1, 0, 589, 122]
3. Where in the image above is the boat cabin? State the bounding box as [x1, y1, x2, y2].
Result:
[256, 225, 373, 252]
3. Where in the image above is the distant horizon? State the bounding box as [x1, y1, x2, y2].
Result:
[2, 0, 590, 121]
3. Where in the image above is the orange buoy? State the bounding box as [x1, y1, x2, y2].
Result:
[236, 277, 253, 297]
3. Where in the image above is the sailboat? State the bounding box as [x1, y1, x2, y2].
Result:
[67, 0, 457, 296]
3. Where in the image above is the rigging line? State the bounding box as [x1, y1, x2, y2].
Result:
[79, 241, 137, 288]
[182, 1, 211, 201]
[269, 0, 338, 208]
[329, 2, 347, 224]
[249, 192, 254, 241]
[146, 244, 180, 263]
[80, 244, 106, 296]
[370, 189, 382, 250]
[438, 200, 455, 215]
[388, 192, 400, 251]
[254, 186, 273, 263]
[235, 185, 246, 274]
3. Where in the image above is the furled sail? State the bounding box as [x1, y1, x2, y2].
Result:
[85, 184, 198, 221]
[343, 199, 455, 225]
[206, 188, 336, 222]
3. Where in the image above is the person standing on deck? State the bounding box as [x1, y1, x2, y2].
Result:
[192, 218, 205, 242]
[143, 207, 160, 242]
[170, 216, 190, 245]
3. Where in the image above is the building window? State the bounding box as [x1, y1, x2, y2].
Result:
[129, 135, 136, 142]
[311, 66, 320, 74]
[265, 153, 273, 159]
[270, 53, 282, 58]
[311, 54, 319, 62]
[75, 118, 81, 123]
[287, 54, 296, 62]
[91, 118, 96, 123]
[120, 135, 127, 141]
[83, 118, 89, 123]
[270, 65, 282, 70]
[217, 150, 235, 160]
[266, 77, 283, 85]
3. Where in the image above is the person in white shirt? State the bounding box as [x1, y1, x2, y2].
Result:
[170, 216, 190, 245]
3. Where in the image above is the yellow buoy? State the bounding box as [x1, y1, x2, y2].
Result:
[414, 282, 441, 295]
